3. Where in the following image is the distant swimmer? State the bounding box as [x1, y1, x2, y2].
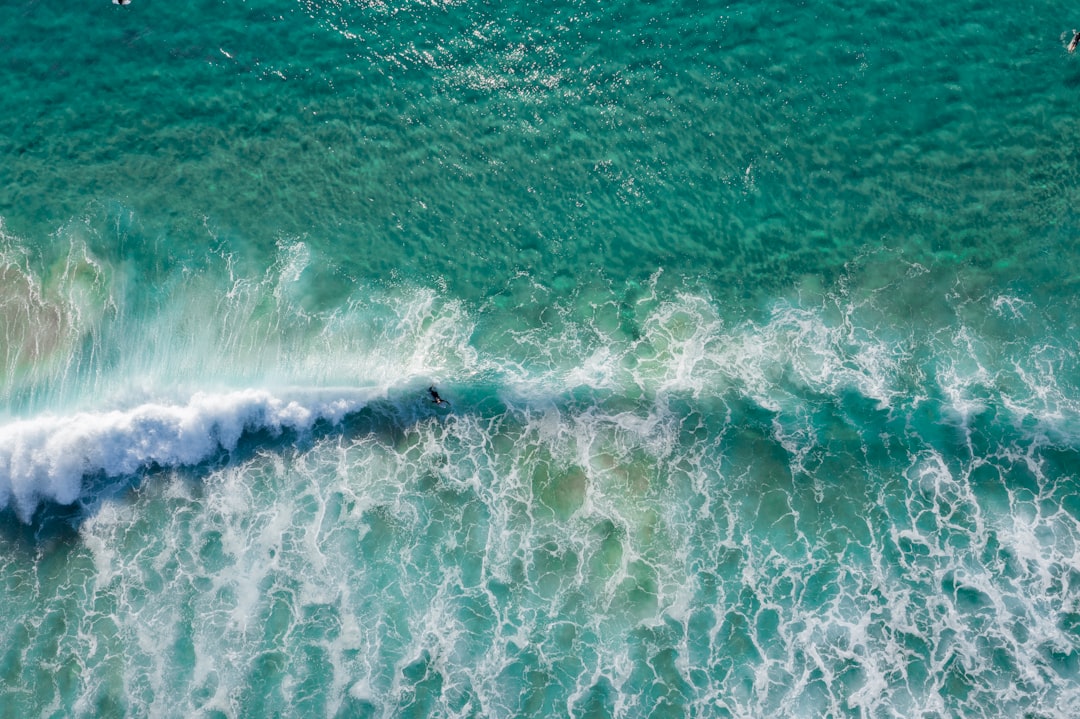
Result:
[1069, 29, 1080, 53]
[113, 0, 131, 5]
[428, 386, 450, 407]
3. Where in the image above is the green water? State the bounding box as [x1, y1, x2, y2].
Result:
[2, 0, 1080, 716]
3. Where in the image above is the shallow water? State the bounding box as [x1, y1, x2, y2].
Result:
[2, 0, 1080, 716]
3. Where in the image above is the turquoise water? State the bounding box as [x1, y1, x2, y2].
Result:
[3, 0, 1080, 716]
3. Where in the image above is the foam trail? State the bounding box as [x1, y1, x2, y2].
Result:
[0, 388, 373, 522]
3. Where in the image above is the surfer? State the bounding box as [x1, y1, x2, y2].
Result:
[428, 386, 449, 407]
[1069, 29, 1080, 53]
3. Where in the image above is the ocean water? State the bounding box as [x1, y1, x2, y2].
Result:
[3, 0, 1080, 716]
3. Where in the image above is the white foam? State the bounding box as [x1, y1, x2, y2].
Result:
[0, 388, 372, 522]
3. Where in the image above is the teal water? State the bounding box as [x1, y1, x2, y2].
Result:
[3, 0, 1080, 716]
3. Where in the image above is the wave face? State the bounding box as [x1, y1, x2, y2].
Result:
[4, 0, 1080, 716]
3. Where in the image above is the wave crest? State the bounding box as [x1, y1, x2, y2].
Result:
[0, 389, 371, 522]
